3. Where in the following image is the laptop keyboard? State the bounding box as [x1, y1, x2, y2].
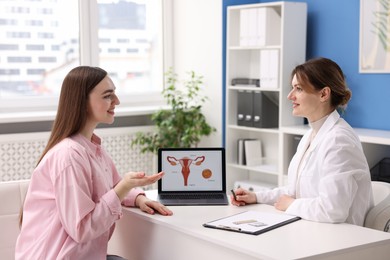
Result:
[160, 193, 225, 200]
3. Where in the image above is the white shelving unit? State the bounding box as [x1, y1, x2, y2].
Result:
[225, 1, 390, 191]
[225, 1, 308, 189]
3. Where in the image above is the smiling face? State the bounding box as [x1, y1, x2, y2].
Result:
[86, 76, 120, 127]
[287, 74, 325, 122]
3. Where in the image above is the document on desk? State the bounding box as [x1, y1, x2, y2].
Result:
[203, 210, 301, 235]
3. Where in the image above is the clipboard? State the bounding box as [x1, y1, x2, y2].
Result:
[203, 210, 301, 235]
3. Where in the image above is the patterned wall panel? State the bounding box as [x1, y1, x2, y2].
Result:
[0, 127, 156, 190]
[0, 132, 48, 181]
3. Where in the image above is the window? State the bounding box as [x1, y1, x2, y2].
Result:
[0, 0, 79, 101]
[0, 0, 171, 113]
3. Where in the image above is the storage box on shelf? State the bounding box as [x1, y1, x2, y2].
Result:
[225, 1, 307, 189]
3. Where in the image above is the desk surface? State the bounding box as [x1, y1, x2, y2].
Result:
[110, 190, 390, 260]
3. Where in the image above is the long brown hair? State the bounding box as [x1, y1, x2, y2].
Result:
[20, 66, 107, 227]
[37, 66, 107, 164]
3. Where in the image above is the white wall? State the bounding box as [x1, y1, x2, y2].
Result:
[172, 0, 223, 147]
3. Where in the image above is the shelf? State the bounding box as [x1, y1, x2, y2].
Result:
[227, 1, 288, 10]
[355, 128, 390, 145]
[227, 124, 279, 134]
[228, 86, 280, 92]
[228, 45, 281, 50]
[227, 162, 279, 176]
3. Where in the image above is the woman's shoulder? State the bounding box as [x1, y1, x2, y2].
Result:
[42, 136, 91, 165]
[334, 117, 357, 135]
[327, 118, 362, 147]
[54, 136, 88, 153]
[34, 136, 96, 183]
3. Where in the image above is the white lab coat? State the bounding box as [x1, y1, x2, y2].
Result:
[255, 110, 374, 226]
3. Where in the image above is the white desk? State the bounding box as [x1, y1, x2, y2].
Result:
[108, 191, 390, 260]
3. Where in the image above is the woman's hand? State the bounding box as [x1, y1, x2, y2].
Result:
[274, 194, 295, 211]
[114, 171, 164, 201]
[136, 195, 173, 216]
[230, 188, 257, 206]
[122, 171, 164, 189]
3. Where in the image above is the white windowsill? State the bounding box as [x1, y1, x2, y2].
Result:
[0, 105, 167, 124]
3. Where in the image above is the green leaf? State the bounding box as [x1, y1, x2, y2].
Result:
[131, 68, 216, 154]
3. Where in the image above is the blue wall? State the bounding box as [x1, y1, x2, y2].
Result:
[223, 0, 390, 131]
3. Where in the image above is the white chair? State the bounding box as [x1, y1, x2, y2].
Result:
[364, 181, 390, 232]
[0, 180, 29, 260]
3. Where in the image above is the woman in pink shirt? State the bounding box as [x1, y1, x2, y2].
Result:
[15, 66, 173, 260]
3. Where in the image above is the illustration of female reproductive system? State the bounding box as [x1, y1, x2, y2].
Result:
[166, 155, 213, 186]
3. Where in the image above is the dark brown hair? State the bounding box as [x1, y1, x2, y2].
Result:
[291, 57, 352, 109]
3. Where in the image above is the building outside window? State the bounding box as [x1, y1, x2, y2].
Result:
[0, 0, 169, 113]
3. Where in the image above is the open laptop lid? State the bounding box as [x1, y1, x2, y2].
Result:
[158, 147, 226, 194]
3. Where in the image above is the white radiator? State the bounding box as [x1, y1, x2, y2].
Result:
[0, 126, 156, 187]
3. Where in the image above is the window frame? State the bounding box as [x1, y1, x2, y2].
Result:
[0, 0, 172, 115]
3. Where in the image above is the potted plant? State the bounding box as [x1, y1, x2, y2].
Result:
[131, 68, 216, 154]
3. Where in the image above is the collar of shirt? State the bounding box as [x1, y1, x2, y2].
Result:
[72, 133, 102, 157]
[309, 114, 329, 142]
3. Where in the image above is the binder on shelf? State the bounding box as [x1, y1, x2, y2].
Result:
[260, 49, 279, 89]
[239, 7, 281, 47]
[237, 90, 253, 127]
[253, 91, 279, 128]
[237, 139, 245, 165]
[237, 138, 256, 165]
[244, 139, 262, 166]
[239, 8, 257, 46]
[257, 7, 281, 46]
[248, 8, 258, 46]
[239, 9, 250, 46]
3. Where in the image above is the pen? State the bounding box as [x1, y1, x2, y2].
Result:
[233, 219, 257, 225]
[217, 225, 241, 231]
[231, 189, 237, 200]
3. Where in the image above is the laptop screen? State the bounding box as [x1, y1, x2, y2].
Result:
[158, 147, 226, 193]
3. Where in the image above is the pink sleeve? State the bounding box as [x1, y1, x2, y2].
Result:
[110, 166, 145, 207]
[122, 188, 145, 207]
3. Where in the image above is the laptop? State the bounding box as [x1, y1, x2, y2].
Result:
[157, 147, 229, 206]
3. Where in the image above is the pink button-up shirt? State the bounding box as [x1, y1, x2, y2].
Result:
[15, 133, 144, 260]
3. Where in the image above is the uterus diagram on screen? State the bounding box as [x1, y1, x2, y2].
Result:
[166, 155, 212, 186]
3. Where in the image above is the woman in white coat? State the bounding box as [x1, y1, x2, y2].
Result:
[231, 57, 374, 226]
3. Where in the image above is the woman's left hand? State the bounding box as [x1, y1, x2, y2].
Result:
[274, 194, 295, 211]
[135, 195, 173, 216]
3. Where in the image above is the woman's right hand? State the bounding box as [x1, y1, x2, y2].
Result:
[114, 171, 164, 200]
[231, 188, 257, 206]
[123, 171, 164, 189]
